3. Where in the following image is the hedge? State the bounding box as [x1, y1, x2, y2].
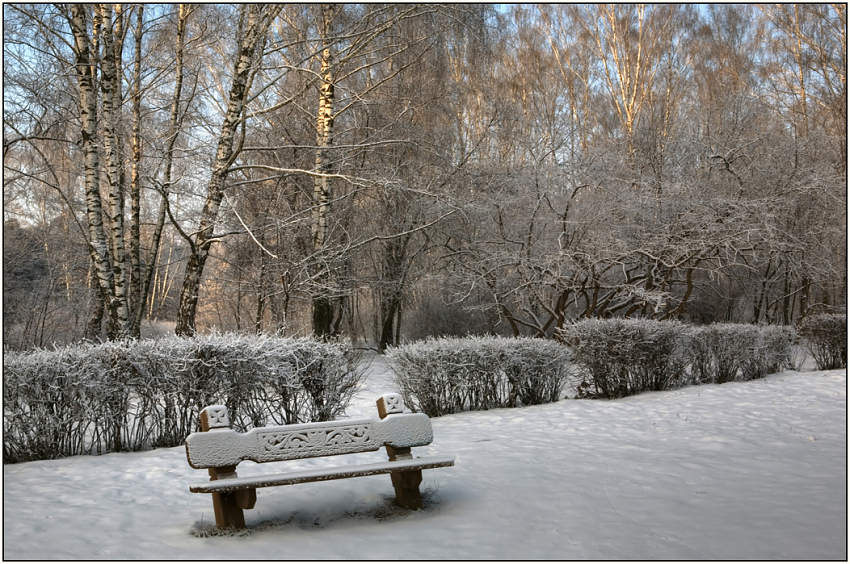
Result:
[3, 334, 363, 463]
[796, 314, 847, 370]
[387, 336, 571, 416]
[559, 319, 687, 399]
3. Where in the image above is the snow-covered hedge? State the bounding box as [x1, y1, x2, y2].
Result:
[3, 334, 363, 463]
[687, 324, 796, 384]
[386, 337, 571, 416]
[4, 341, 133, 462]
[797, 314, 847, 370]
[560, 319, 688, 399]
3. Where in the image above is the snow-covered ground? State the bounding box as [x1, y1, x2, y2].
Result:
[3, 357, 846, 560]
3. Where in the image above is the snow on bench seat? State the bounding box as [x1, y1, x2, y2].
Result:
[189, 455, 456, 494]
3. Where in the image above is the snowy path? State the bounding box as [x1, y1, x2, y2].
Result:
[3, 363, 846, 560]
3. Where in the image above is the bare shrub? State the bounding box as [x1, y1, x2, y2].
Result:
[387, 336, 571, 416]
[754, 325, 797, 377]
[688, 324, 760, 384]
[561, 319, 688, 399]
[687, 323, 795, 384]
[797, 314, 847, 370]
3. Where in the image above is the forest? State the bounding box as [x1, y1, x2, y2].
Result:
[3, 3, 846, 351]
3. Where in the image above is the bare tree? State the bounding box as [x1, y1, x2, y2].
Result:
[174, 4, 282, 336]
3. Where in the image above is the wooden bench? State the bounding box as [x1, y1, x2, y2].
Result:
[185, 393, 455, 529]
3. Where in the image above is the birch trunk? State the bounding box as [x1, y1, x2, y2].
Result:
[69, 5, 117, 336]
[311, 4, 337, 338]
[175, 5, 281, 336]
[85, 261, 105, 339]
[129, 4, 143, 336]
[98, 4, 131, 337]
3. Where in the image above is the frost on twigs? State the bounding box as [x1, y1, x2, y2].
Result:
[3, 333, 365, 462]
[386, 336, 571, 417]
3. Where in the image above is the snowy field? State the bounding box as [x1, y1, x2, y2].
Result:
[3, 356, 846, 560]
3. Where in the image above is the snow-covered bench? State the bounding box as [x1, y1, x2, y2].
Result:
[184, 393, 455, 529]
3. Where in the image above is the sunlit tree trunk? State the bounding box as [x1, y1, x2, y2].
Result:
[128, 4, 143, 336]
[311, 3, 337, 338]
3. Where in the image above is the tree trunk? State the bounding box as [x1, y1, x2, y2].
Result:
[800, 276, 811, 318]
[69, 5, 118, 336]
[129, 4, 144, 337]
[378, 235, 411, 351]
[312, 295, 335, 340]
[175, 5, 280, 336]
[85, 261, 104, 340]
[99, 3, 131, 338]
[379, 293, 401, 352]
[255, 235, 268, 333]
[136, 4, 189, 335]
[311, 3, 337, 338]
[782, 266, 792, 325]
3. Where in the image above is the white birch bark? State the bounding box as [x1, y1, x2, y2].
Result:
[98, 3, 131, 336]
[69, 4, 118, 335]
[311, 4, 337, 337]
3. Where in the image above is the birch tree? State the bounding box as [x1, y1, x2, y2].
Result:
[96, 3, 131, 335]
[174, 4, 282, 336]
[66, 4, 124, 336]
[132, 4, 193, 336]
[572, 4, 675, 164]
[310, 3, 337, 338]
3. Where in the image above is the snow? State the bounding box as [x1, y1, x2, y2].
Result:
[3, 355, 846, 560]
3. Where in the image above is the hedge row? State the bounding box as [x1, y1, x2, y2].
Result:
[6, 316, 842, 461]
[559, 319, 686, 398]
[388, 317, 840, 408]
[3, 334, 363, 463]
[386, 336, 571, 417]
[688, 324, 795, 384]
[559, 320, 798, 399]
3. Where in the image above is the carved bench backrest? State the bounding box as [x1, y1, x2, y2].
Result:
[185, 393, 431, 469]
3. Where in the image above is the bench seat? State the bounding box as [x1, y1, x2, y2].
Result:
[189, 454, 455, 494]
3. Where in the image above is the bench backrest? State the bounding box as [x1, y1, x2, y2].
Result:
[185, 393, 432, 469]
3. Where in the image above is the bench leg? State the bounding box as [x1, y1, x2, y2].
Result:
[390, 469, 423, 510]
[211, 492, 246, 529]
[376, 398, 425, 510]
[235, 488, 257, 510]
